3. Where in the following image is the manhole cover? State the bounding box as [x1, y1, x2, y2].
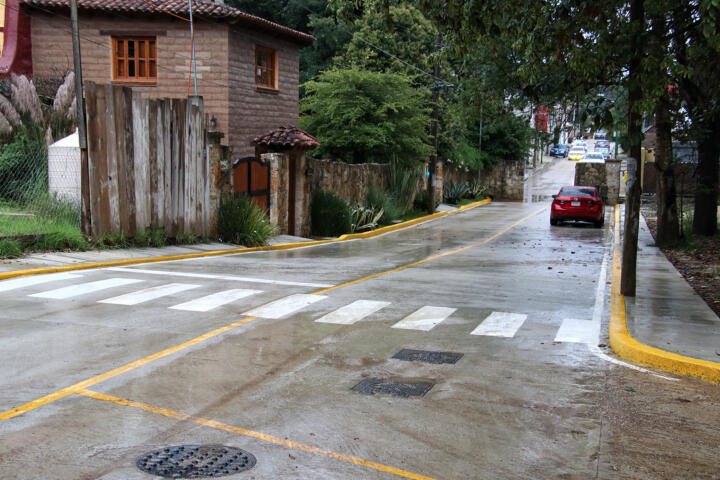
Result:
[392, 349, 463, 364]
[136, 445, 256, 478]
[352, 378, 434, 398]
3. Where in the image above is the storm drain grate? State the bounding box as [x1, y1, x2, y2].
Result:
[136, 445, 256, 478]
[392, 349, 463, 364]
[352, 378, 434, 398]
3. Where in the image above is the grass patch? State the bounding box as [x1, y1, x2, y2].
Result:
[0, 238, 23, 258]
[398, 208, 428, 222]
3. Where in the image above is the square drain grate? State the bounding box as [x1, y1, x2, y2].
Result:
[392, 349, 463, 364]
[352, 378, 434, 398]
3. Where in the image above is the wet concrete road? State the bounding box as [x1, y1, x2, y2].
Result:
[1, 157, 719, 479]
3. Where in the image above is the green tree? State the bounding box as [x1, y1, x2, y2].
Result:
[299, 68, 432, 165]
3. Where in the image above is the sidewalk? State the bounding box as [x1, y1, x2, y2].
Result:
[624, 218, 720, 364]
[609, 207, 720, 383]
[0, 235, 313, 274]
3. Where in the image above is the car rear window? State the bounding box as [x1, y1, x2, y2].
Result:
[559, 187, 595, 197]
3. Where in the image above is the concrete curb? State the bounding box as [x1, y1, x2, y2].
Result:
[609, 205, 720, 383]
[0, 198, 492, 281]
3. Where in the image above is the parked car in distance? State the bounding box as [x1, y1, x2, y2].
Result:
[550, 186, 605, 228]
[594, 140, 610, 148]
[583, 152, 606, 163]
[572, 140, 587, 148]
[568, 147, 586, 161]
[596, 145, 611, 158]
[594, 130, 607, 140]
[550, 144, 569, 157]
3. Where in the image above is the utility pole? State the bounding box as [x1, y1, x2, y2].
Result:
[188, 0, 198, 96]
[70, 0, 90, 235]
[426, 32, 441, 214]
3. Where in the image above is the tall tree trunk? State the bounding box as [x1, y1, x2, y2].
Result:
[621, 0, 644, 297]
[654, 92, 679, 245]
[693, 125, 720, 236]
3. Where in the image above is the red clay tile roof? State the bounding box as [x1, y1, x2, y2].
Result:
[21, 0, 315, 46]
[253, 125, 320, 149]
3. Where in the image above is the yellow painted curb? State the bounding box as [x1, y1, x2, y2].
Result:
[609, 205, 720, 383]
[0, 198, 492, 281]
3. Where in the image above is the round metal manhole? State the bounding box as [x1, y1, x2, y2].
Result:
[136, 445, 256, 478]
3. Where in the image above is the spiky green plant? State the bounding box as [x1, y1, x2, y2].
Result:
[217, 195, 275, 246]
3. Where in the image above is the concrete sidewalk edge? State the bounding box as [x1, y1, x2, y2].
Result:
[0, 198, 492, 281]
[609, 205, 720, 383]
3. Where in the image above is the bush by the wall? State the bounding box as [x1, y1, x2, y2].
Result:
[311, 189, 352, 237]
[365, 186, 405, 225]
[217, 195, 275, 246]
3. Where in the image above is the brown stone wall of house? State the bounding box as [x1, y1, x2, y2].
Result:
[28, 11, 231, 139]
[228, 31, 301, 158]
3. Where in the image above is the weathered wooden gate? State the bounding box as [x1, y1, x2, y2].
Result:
[83, 82, 209, 238]
[233, 156, 270, 212]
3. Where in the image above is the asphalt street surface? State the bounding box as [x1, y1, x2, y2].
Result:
[1, 157, 718, 479]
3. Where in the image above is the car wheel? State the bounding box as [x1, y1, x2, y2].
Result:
[594, 218, 604, 228]
[550, 218, 558, 226]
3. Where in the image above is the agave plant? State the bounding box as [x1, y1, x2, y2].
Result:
[466, 180, 489, 199]
[351, 204, 384, 233]
[443, 181, 469, 204]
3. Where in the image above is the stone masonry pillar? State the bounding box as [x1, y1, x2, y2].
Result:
[207, 130, 232, 238]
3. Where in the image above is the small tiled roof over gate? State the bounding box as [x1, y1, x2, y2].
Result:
[21, 0, 315, 45]
[253, 126, 320, 150]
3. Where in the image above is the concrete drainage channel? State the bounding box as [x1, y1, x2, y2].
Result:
[352, 349, 464, 398]
[136, 445, 256, 478]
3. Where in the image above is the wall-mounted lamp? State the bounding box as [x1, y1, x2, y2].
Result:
[305, 167, 314, 177]
[209, 115, 217, 130]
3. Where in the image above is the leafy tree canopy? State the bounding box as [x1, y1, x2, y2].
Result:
[299, 68, 432, 165]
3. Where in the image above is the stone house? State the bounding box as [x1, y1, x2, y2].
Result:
[9, 0, 314, 157]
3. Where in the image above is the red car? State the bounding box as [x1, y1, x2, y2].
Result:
[550, 186, 605, 227]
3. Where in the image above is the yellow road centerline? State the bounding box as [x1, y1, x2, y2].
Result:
[0, 316, 259, 421]
[0, 203, 542, 421]
[314, 205, 548, 295]
[77, 389, 437, 480]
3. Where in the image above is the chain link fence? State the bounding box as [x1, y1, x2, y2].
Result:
[0, 130, 81, 244]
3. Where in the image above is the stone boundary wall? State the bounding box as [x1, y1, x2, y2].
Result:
[481, 161, 525, 201]
[307, 158, 390, 206]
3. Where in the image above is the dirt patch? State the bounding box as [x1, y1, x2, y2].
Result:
[641, 200, 720, 319]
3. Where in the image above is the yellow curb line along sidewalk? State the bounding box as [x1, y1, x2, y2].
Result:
[0, 198, 491, 281]
[609, 205, 720, 384]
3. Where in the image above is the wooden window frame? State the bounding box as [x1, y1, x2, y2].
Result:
[112, 36, 157, 85]
[255, 45, 278, 92]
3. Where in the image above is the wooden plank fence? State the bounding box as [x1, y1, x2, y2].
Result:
[84, 82, 209, 238]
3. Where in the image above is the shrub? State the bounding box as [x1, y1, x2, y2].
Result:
[217, 195, 274, 246]
[365, 187, 405, 225]
[0, 238, 23, 258]
[311, 190, 352, 237]
[413, 189, 437, 211]
[34, 230, 88, 251]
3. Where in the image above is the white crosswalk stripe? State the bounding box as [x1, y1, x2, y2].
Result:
[471, 312, 527, 337]
[0, 272, 84, 293]
[554, 318, 599, 344]
[170, 289, 262, 312]
[29, 278, 144, 299]
[391, 306, 456, 331]
[243, 294, 327, 319]
[315, 300, 390, 325]
[99, 283, 200, 306]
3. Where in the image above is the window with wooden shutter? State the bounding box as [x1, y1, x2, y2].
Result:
[255, 45, 277, 90]
[112, 37, 157, 84]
